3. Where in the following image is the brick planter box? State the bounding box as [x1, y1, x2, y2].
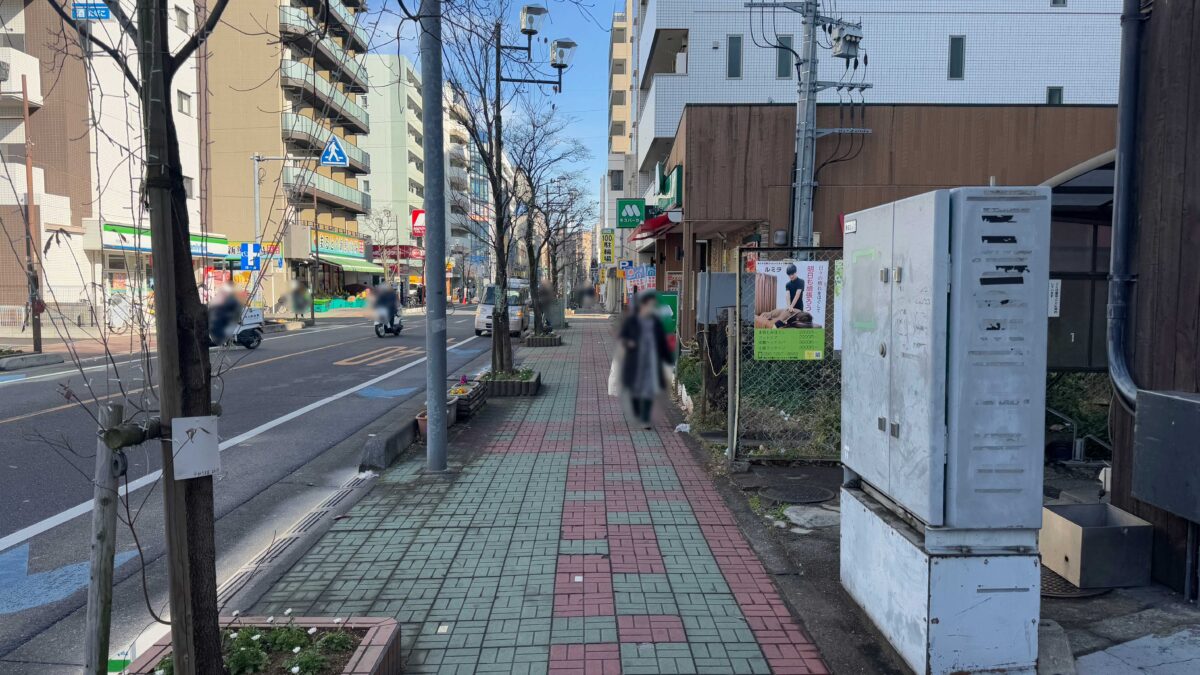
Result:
[525, 334, 562, 347]
[124, 617, 401, 674]
[452, 382, 487, 419]
[417, 396, 459, 436]
[485, 372, 542, 397]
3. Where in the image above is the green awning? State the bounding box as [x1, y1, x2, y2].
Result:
[318, 253, 385, 273]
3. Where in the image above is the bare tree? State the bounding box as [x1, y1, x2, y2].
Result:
[505, 101, 589, 334]
[442, 1, 524, 371]
[542, 174, 596, 301]
[44, 0, 232, 669]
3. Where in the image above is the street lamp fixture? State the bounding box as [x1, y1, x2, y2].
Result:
[520, 4, 549, 36]
[550, 38, 578, 70]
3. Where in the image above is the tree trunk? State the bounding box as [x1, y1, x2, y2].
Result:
[492, 239, 513, 373]
[524, 217, 542, 336]
[142, 0, 221, 668]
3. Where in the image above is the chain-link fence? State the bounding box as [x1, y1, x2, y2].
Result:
[1046, 371, 1113, 462]
[732, 247, 843, 462]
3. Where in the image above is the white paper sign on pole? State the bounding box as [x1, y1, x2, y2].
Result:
[172, 416, 221, 480]
[1048, 279, 1062, 318]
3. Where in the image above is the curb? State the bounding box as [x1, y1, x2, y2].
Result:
[213, 470, 379, 616]
[0, 352, 65, 371]
[261, 320, 305, 335]
[359, 399, 425, 471]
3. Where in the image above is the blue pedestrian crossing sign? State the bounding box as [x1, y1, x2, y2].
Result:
[320, 136, 349, 167]
[240, 242, 261, 271]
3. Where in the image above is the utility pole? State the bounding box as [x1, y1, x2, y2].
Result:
[420, 0, 448, 472]
[250, 154, 286, 306]
[21, 75, 41, 353]
[745, 1, 869, 246]
[84, 403, 123, 674]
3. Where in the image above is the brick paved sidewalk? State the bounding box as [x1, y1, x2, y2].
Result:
[254, 318, 829, 674]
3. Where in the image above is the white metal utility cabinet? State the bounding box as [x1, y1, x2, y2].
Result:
[839, 187, 1052, 674]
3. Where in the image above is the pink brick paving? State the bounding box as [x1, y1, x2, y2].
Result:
[543, 320, 829, 675]
[255, 318, 830, 674]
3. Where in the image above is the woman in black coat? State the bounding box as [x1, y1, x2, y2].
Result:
[619, 291, 676, 428]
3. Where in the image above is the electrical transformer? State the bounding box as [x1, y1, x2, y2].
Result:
[840, 187, 1052, 674]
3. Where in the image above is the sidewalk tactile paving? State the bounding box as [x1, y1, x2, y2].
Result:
[252, 320, 829, 673]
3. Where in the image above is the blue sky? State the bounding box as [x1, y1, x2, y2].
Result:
[367, 1, 616, 204]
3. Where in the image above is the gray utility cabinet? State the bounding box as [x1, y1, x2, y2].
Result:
[842, 187, 1052, 530]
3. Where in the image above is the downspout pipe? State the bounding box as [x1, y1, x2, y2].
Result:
[1108, 0, 1144, 408]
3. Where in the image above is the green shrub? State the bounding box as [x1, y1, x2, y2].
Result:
[266, 625, 310, 653]
[226, 645, 268, 675]
[317, 630, 356, 654]
[285, 648, 328, 675]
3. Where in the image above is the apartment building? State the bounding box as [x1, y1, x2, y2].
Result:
[598, 0, 636, 308]
[359, 54, 480, 297]
[209, 0, 378, 302]
[1, 2, 207, 329]
[633, 0, 1121, 177]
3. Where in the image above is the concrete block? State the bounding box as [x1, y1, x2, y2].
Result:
[0, 352, 65, 371]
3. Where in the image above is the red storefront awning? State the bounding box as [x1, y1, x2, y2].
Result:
[630, 213, 674, 241]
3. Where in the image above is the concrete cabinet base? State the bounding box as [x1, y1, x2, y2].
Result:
[1040, 504, 1152, 589]
[841, 488, 1040, 674]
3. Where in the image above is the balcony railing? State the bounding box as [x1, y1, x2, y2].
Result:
[283, 166, 371, 214]
[281, 59, 369, 133]
[281, 113, 370, 172]
[0, 49, 44, 110]
[279, 6, 368, 92]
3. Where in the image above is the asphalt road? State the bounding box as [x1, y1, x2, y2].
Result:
[0, 309, 489, 667]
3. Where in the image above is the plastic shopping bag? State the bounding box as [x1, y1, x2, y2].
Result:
[607, 345, 624, 397]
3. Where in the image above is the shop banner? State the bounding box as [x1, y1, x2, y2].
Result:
[313, 229, 366, 258]
[752, 260, 829, 361]
[600, 229, 615, 264]
[624, 264, 655, 299]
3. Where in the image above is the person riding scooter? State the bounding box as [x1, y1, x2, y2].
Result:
[209, 283, 242, 344]
[373, 284, 403, 337]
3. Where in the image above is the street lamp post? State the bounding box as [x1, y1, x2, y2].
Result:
[493, 4, 578, 304]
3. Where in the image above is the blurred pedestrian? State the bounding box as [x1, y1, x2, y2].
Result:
[616, 291, 675, 429]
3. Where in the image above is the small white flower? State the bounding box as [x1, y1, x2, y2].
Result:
[333, 618, 343, 624]
[251, 633, 261, 642]
[293, 646, 302, 654]
[291, 668, 300, 674]
[240, 647, 246, 652]
[231, 610, 240, 617]
[267, 616, 275, 623]
[307, 627, 317, 635]
[230, 631, 239, 639]
[156, 670, 165, 675]
[284, 608, 293, 616]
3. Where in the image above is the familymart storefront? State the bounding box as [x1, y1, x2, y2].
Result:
[83, 220, 230, 300]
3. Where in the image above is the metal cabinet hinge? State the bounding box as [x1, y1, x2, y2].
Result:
[890, 422, 901, 438]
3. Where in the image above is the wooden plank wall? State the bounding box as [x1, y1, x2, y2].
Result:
[1110, 0, 1200, 592]
[673, 104, 1116, 246]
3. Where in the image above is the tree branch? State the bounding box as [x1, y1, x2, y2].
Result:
[167, 0, 234, 79]
[43, 0, 140, 91]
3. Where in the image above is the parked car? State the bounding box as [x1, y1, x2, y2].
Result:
[475, 285, 529, 337]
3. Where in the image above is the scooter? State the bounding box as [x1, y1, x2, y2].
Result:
[374, 304, 404, 337]
[210, 307, 264, 349]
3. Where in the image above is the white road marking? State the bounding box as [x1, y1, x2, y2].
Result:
[0, 323, 370, 388]
[0, 336, 479, 553]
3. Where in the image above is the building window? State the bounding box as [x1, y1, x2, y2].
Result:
[612, 59, 626, 75]
[727, 35, 743, 79]
[610, 170, 624, 192]
[611, 90, 626, 106]
[176, 90, 192, 115]
[613, 27, 626, 43]
[948, 36, 966, 80]
[1051, 0, 1066, 6]
[182, 177, 194, 199]
[610, 121, 626, 138]
[1046, 86, 1064, 105]
[174, 6, 189, 32]
[776, 35, 794, 79]
[362, 180, 371, 192]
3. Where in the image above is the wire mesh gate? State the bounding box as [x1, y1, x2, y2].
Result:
[731, 247, 843, 462]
